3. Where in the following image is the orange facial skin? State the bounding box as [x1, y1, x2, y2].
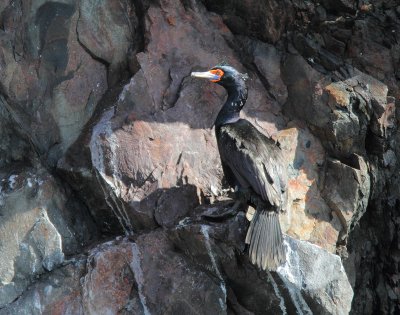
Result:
[209, 69, 224, 82]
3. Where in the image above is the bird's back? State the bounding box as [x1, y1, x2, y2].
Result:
[216, 119, 288, 212]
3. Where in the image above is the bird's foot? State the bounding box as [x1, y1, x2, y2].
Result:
[246, 205, 256, 222]
[201, 200, 242, 221]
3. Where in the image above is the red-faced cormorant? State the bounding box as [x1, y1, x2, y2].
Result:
[191, 65, 287, 271]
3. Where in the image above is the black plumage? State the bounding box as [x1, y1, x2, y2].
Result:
[191, 65, 287, 270]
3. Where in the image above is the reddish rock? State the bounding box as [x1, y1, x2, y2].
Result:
[325, 82, 351, 108]
[238, 37, 288, 105]
[276, 124, 342, 252]
[82, 240, 136, 314]
[62, 0, 286, 235]
[0, 0, 399, 313]
[82, 234, 228, 315]
[349, 21, 394, 81]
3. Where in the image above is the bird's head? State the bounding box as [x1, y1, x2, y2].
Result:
[191, 64, 248, 89]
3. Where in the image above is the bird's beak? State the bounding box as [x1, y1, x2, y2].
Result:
[191, 71, 220, 81]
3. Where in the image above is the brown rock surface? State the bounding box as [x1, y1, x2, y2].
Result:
[0, 0, 399, 314]
[277, 125, 342, 252]
[0, 1, 108, 165]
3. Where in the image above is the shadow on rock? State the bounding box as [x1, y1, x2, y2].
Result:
[57, 0, 289, 238]
[169, 201, 353, 314]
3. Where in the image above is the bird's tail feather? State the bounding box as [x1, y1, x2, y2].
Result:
[245, 210, 285, 271]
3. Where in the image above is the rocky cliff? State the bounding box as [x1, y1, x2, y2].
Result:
[0, 0, 399, 314]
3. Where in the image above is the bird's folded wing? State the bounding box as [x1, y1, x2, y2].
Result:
[218, 122, 287, 210]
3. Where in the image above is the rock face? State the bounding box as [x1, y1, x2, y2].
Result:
[0, 164, 97, 307]
[0, 0, 399, 314]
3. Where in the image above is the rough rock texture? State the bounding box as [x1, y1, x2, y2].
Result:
[0, 164, 97, 307]
[0, 1, 108, 165]
[0, 0, 399, 314]
[171, 208, 354, 314]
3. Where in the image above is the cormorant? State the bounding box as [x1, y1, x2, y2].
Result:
[191, 65, 288, 271]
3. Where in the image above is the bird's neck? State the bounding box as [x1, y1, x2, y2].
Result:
[215, 83, 248, 127]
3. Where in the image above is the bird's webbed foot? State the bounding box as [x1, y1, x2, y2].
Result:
[201, 200, 243, 221]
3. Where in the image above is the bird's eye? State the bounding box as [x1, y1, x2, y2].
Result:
[209, 69, 224, 82]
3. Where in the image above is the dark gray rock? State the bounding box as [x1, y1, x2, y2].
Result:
[0, 0, 399, 314]
[154, 185, 200, 228]
[322, 156, 370, 240]
[238, 37, 288, 105]
[0, 0, 108, 165]
[277, 237, 353, 314]
[0, 97, 31, 168]
[77, 0, 139, 85]
[0, 165, 96, 307]
[0, 258, 86, 315]
[203, 0, 294, 43]
[170, 206, 353, 314]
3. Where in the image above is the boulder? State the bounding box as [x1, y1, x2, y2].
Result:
[0, 165, 96, 307]
[1, 234, 230, 315]
[0, 258, 86, 315]
[77, 0, 139, 84]
[170, 206, 353, 314]
[59, 0, 286, 235]
[0, 1, 112, 165]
